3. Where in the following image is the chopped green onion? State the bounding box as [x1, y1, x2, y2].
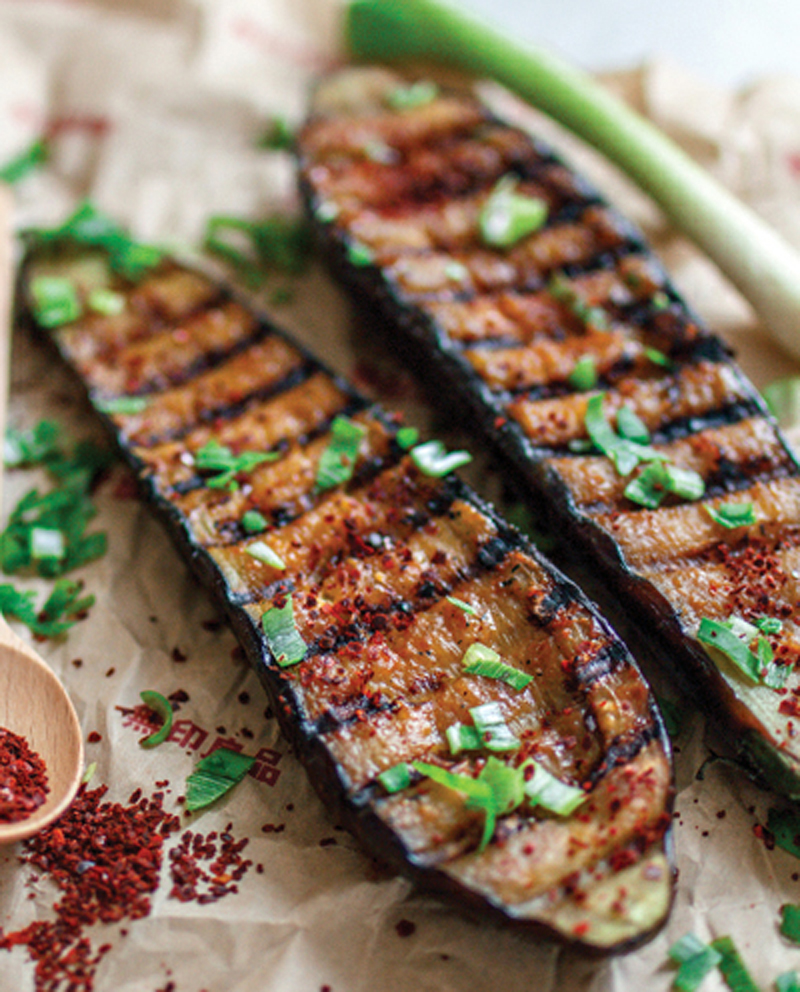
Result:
[444, 260, 468, 281]
[194, 439, 277, 490]
[668, 934, 722, 992]
[478, 175, 548, 249]
[624, 460, 705, 509]
[584, 394, 663, 476]
[241, 510, 268, 534]
[709, 936, 760, 992]
[245, 540, 286, 570]
[697, 616, 782, 686]
[549, 274, 609, 330]
[0, 137, 48, 184]
[258, 116, 295, 151]
[616, 405, 650, 444]
[0, 578, 94, 638]
[5, 420, 61, 468]
[763, 377, 800, 431]
[346, 241, 374, 266]
[755, 616, 783, 635]
[316, 415, 367, 491]
[262, 597, 306, 668]
[462, 642, 532, 690]
[651, 290, 671, 311]
[315, 200, 340, 223]
[185, 747, 255, 813]
[138, 690, 174, 749]
[567, 354, 598, 391]
[95, 396, 150, 415]
[445, 595, 478, 615]
[522, 760, 586, 816]
[705, 501, 756, 529]
[30, 275, 82, 328]
[412, 759, 496, 851]
[777, 973, 800, 992]
[780, 904, 800, 945]
[410, 439, 471, 477]
[768, 807, 800, 859]
[385, 79, 439, 110]
[644, 346, 673, 369]
[446, 722, 483, 754]
[395, 426, 419, 450]
[82, 762, 97, 785]
[30, 527, 65, 561]
[377, 762, 413, 793]
[88, 288, 125, 316]
[205, 214, 311, 281]
[469, 701, 519, 752]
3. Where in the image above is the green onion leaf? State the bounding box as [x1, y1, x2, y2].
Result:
[316, 416, 367, 491]
[245, 541, 286, 570]
[478, 176, 548, 249]
[396, 426, 419, 450]
[445, 595, 478, 616]
[522, 760, 586, 816]
[625, 461, 705, 509]
[410, 439, 471, 477]
[763, 377, 800, 431]
[668, 933, 722, 992]
[0, 137, 48, 184]
[669, 932, 717, 964]
[30, 527, 65, 561]
[185, 747, 255, 812]
[30, 275, 82, 328]
[95, 396, 150, 416]
[138, 690, 174, 749]
[258, 116, 295, 151]
[0, 579, 93, 638]
[777, 973, 800, 992]
[262, 598, 306, 668]
[698, 617, 762, 683]
[377, 762, 413, 793]
[709, 936, 760, 992]
[5, 420, 61, 468]
[194, 439, 277, 490]
[88, 288, 125, 316]
[241, 510, 268, 534]
[616, 405, 650, 444]
[584, 394, 664, 476]
[768, 807, 800, 859]
[644, 346, 674, 369]
[445, 722, 483, 754]
[548, 274, 609, 330]
[755, 616, 783, 635]
[444, 260, 469, 282]
[314, 200, 340, 223]
[469, 701, 519, 752]
[346, 241, 374, 267]
[82, 762, 97, 785]
[780, 904, 800, 945]
[705, 502, 757, 529]
[567, 354, 598, 391]
[385, 79, 440, 110]
[205, 214, 311, 283]
[462, 642, 532, 690]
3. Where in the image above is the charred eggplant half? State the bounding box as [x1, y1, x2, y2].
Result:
[298, 67, 800, 799]
[16, 211, 673, 952]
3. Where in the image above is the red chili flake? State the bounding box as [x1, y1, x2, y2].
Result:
[779, 697, 800, 718]
[71, 659, 83, 668]
[753, 822, 776, 850]
[86, 732, 102, 744]
[105, 668, 115, 678]
[395, 919, 416, 938]
[238, 692, 250, 705]
[572, 921, 590, 937]
[169, 822, 252, 904]
[0, 727, 49, 823]
[171, 646, 187, 663]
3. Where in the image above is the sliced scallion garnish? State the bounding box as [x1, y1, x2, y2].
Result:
[346, 241, 374, 267]
[262, 598, 306, 668]
[469, 701, 519, 752]
[5, 419, 61, 468]
[763, 376, 800, 431]
[444, 260, 468, 282]
[245, 541, 286, 570]
[395, 426, 419, 450]
[241, 509, 268, 534]
[445, 723, 483, 755]
[522, 760, 586, 816]
[385, 79, 440, 110]
[194, 439, 277, 490]
[88, 288, 126, 316]
[567, 354, 598, 392]
[697, 616, 786, 687]
[478, 175, 548, 249]
[410, 439, 471, 477]
[462, 642, 532, 690]
[377, 762, 413, 793]
[667, 933, 722, 992]
[705, 501, 756, 529]
[30, 527, 66, 561]
[709, 936, 760, 992]
[185, 747, 255, 812]
[755, 616, 783, 635]
[138, 690, 174, 749]
[316, 415, 367, 491]
[258, 116, 295, 151]
[30, 276, 82, 328]
[95, 396, 150, 416]
[624, 460, 705, 510]
[777, 973, 800, 992]
[616, 404, 650, 444]
[0, 137, 48, 184]
[583, 394, 663, 476]
[445, 595, 478, 616]
[644, 346, 673, 369]
[780, 904, 800, 946]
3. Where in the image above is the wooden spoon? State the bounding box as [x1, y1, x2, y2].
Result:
[0, 185, 84, 844]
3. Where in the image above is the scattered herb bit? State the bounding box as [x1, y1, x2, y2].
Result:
[30, 275, 82, 328]
[245, 540, 286, 570]
[445, 722, 483, 755]
[780, 904, 800, 945]
[768, 806, 800, 859]
[777, 973, 800, 992]
[412, 758, 496, 852]
[567, 354, 598, 391]
[241, 509, 268, 534]
[184, 747, 255, 812]
[478, 175, 548, 249]
[668, 933, 722, 992]
[469, 701, 519, 752]
[616, 405, 650, 444]
[709, 936, 760, 992]
[95, 395, 150, 416]
[522, 760, 586, 816]
[316, 415, 367, 491]
[346, 240, 374, 266]
[0, 578, 95, 637]
[258, 115, 295, 151]
[624, 460, 705, 510]
[30, 526, 66, 561]
[385, 79, 439, 110]
[262, 597, 306, 668]
[645, 346, 674, 369]
[194, 439, 277, 490]
[549, 273, 609, 330]
[82, 761, 97, 785]
[88, 287, 125, 316]
[204, 214, 311, 286]
[138, 690, 174, 749]
[377, 762, 412, 793]
[446, 595, 478, 616]
[0, 136, 48, 184]
[705, 501, 757, 529]
[396, 425, 419, 450]
[755, 616, 783, 635]
[462, 642, 532, 690]
[583, 393, 663, 475]
[4, 419, 61, 468]
[29, 200, 163, 280]
[651, 290, 671, 311]
[410, 439, 471, 477]
[763, 377, 800, 431]
[698, 616, 786, 687]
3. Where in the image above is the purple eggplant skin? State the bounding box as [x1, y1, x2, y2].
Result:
[16, 223, 674, 954]
[297, 67, 800, 801]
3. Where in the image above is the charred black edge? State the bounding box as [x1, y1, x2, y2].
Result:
[298, 102, 800, 801]
[15, 246, 675, 955]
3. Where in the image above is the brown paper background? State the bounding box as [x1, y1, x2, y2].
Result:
[2, 2, 800, 989]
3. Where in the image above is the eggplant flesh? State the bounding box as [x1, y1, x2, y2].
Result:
[18, 234, 672, 952]
[297, 67, 800, 799]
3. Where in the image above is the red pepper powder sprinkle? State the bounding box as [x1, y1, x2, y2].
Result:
[0, 727, 49, 823]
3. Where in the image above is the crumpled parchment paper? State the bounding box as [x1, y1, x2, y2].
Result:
[2, 3, 800, 990]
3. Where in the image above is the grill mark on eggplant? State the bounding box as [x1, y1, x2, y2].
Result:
[299, 69, 800, 799]
[20, 230, 674, 948]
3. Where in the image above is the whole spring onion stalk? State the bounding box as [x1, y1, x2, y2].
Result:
[346, 0, 800, 362]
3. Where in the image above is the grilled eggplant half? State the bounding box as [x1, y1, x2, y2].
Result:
[16, 227, 673, 952]
[298, 67, 800, 799]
